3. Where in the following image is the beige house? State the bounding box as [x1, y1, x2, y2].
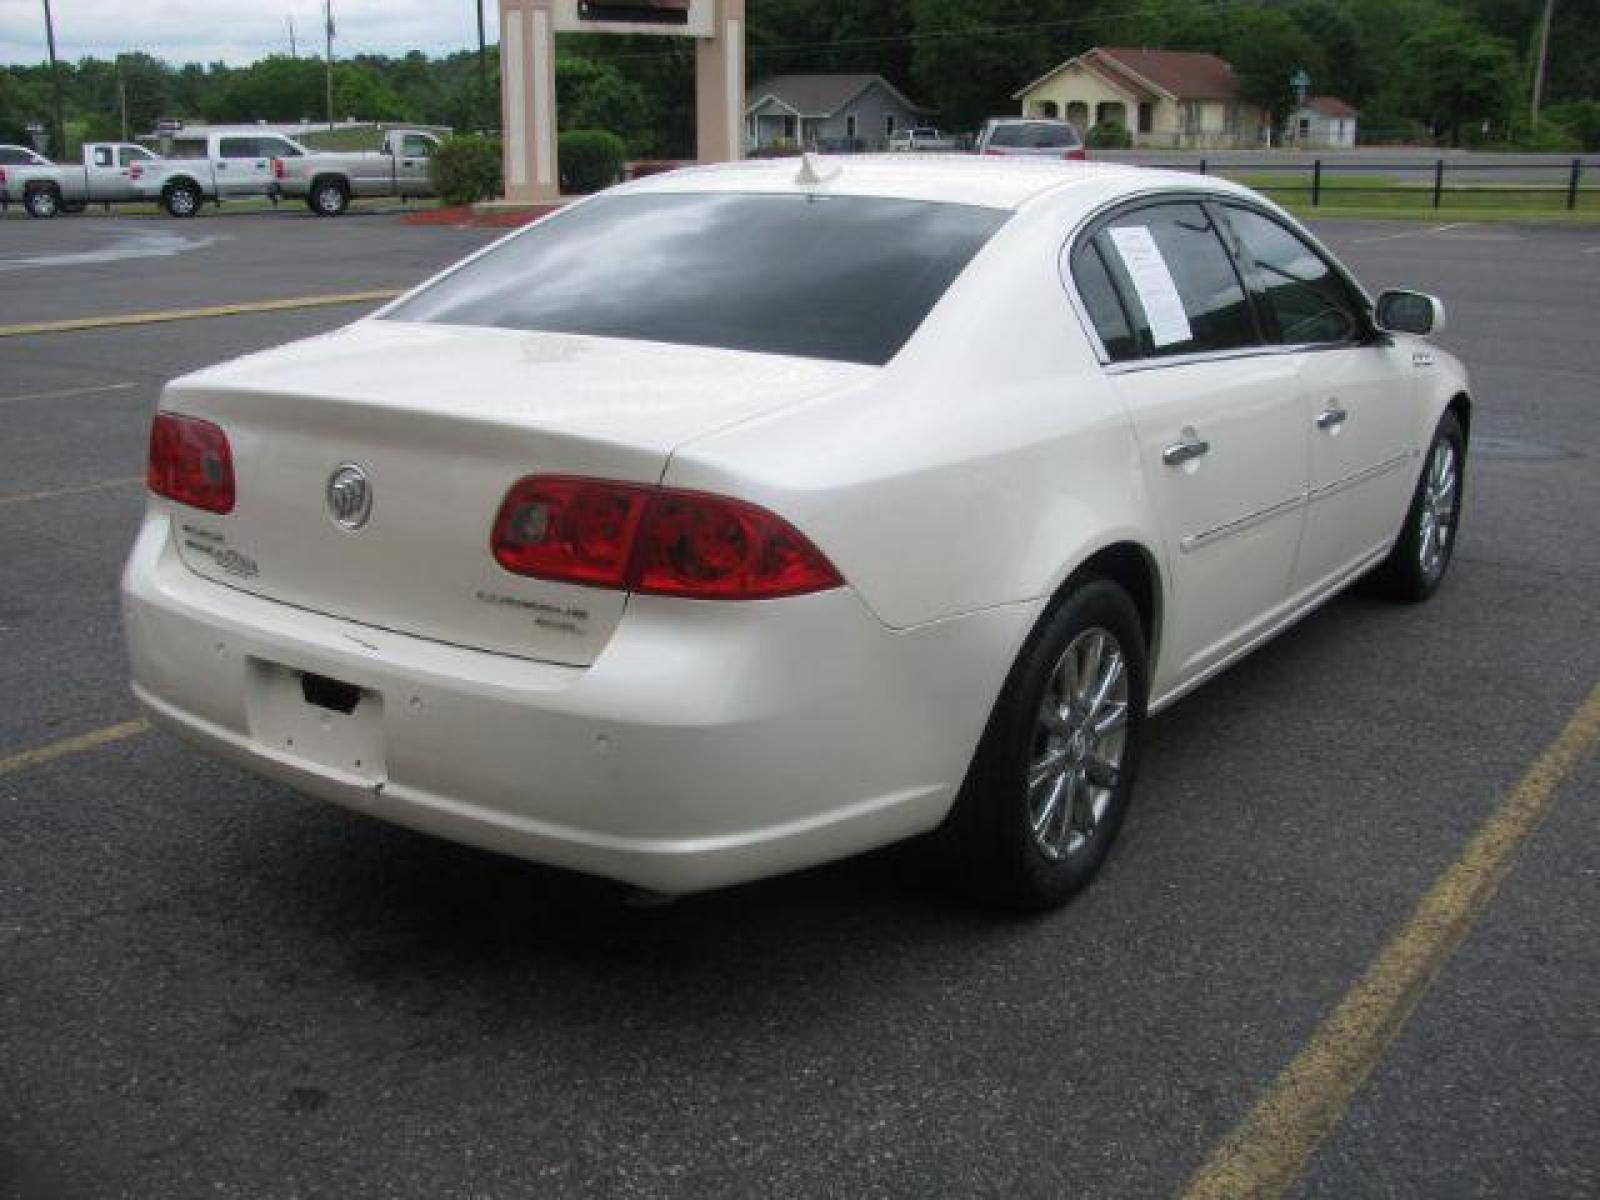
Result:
[1013, 46, 1266, 149]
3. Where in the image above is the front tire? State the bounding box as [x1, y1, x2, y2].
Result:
[24, 186, 61, 219]
[163, 181, 201, 218]
[1377, 410, 1465, 603]
[941, 578, 1148, 910]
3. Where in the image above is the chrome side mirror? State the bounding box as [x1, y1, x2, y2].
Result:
[1375, 290, 1446, 336]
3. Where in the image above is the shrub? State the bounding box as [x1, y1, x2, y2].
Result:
[1543, 101, 1600, 152]
[1087, 120, 1132, 149]
[559, 129, 627, 194]
[748, 139, 802, 159]
[429, 133, 503, 206]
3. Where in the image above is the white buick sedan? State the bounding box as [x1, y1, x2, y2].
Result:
[123, 157, 1468, 908]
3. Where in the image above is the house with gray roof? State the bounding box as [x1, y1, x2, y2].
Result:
[744, 74, 933, 153]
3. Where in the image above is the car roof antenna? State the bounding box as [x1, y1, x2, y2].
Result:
[795, 152, 841, 186]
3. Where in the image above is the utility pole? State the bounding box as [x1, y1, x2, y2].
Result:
[324, 0, 335, 131]
[288, 15, 297, 57]
[118, 67, 128, 142]
[1529, 0, 1555, 127]
[476, 0, 489, 133]
[41, 0, 66, 159]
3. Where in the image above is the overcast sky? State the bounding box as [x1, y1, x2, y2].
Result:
[0, 0, 500, 67]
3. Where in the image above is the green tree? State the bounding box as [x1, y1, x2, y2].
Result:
[1402, 19, 1519, 144]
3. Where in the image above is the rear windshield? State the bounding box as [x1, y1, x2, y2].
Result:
[383, 192, 1009, 366]
[990, 122, 1080, 149]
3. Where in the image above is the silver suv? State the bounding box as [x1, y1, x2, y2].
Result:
[975, 118, 1086, 161]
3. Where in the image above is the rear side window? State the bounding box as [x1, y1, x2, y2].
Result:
[1087, 202, 1257, 359]
[219, 137, 259, 159]
[93, 146, 114, 167]
[1225, 206, 1361, 345]
[385, 192, 1010, 366]
[1070, 241, 1139, 362]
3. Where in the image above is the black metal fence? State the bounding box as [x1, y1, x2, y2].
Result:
[1176, 157, 1598, 210]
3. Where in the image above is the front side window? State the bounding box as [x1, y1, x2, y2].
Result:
[400, 135, 433, 157]
[385, 192, 1010, 367]
[259, 137, 301, 158]
[119, 146, 154, 166]
[1087, 202, 1257, 359]
[1225, 206, 1361, 346]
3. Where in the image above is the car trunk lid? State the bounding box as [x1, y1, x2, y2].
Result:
[159, 319, 871, 666]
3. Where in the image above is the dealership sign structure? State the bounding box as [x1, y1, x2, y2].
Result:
[497, 0, 746, 204]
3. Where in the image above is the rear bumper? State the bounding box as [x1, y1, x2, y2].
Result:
[122, 510, 1036, 893]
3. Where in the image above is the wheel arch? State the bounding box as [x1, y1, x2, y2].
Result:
[311, 172, 351, 196]
[1053, 540, 1164, 678]
[1446, 390, 1471, 445]
[161, 175, 202, 195]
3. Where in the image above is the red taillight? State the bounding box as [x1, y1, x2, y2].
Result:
[0, 167, 7, 184]
[148, 412, 235, 514]
[272, 158, 285, 179]
[1065, 147, 1087, 161]
[491, 476, 842, 600]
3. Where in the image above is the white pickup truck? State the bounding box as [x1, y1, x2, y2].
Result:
[0, 142, 162, 218]
[136, 129, 316, 217]
[270, 129, 442, 215]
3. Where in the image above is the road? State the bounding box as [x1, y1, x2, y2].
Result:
[2, 209, 1597, 1198]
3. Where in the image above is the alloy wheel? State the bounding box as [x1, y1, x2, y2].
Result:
[1027, 626, 1129, 862]
[1418, 438, 1458, 579]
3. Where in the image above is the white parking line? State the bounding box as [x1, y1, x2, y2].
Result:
[0, 382, 137, 406]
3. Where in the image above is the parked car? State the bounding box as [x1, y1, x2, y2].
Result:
[0, 142, 161, 218]
[272, 129, 442, 216]
[976, 117, 1087, 161]
[123, 157, 1467, 909]
[136, 130, 314, 217]
[888, 127, 961, 153]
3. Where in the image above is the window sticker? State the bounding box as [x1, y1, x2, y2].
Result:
[1107, 225, 1193, 348]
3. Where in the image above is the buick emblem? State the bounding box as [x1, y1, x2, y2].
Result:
[326, 464, 373, 530]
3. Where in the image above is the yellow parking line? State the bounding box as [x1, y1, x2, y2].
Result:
[0, 475, 143, 507]
[1184, 682, 1600, 1200]
[0, 382, 137, 406]
[0, 719, 150, 778]
[0, 289, 403, 338]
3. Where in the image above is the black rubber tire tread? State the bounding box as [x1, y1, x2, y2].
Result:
[939, 577, 1148, 911]
[163, 182, 201, 218]
[24, 186, 60, 219]
[311, 178, 349, 216]
[1374, 409, 1465, 604]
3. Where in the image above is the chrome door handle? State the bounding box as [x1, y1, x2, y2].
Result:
[1316, 405, 1349, 430]
[1162, 437, 1210, 466]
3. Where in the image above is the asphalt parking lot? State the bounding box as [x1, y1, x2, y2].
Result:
[2, 206, 1597, 1199]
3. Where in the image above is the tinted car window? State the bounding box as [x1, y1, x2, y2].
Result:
[1095, 203, 1257, 358]
[1070, 241, 1139, 362]
[170, 139, 207, 159]
[119, 146, 153, 166]
[385, 193, 1010, 366]
[0, 147, 38, 165]
[400, 135, 433, 157]
[989, 122, 1079, 149]
[1225, 206, 1360, 345]
[219, 137, 259, 159]
[259, 137, 301, 158]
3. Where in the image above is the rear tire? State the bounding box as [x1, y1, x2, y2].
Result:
[1375, 410, 1465, 603]
[24, 185, 60, 219]
[163, 181, 201, 218]
[310, 178, 349, 216]
[939, 578, 1148, 910]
